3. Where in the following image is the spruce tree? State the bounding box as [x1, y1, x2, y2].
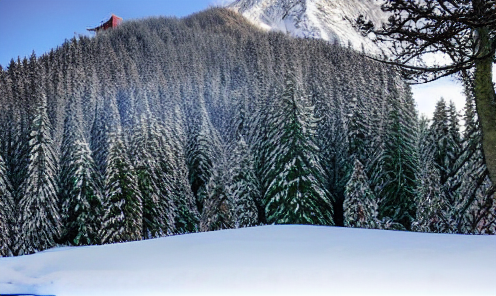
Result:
[186, 98, 222, 215]
[18, 95, 62, 255]
[130, 109, 175, 238]
[229, 136, 259, 228]
[168, 105, 199, 234]
[413, 116, 452, 233]
[413, 162, 451, 233]
[377, 80, 417, 230]
[200, 162, 234, 231]
[343, 159, 379, 229]
[0, 152, 13, 256]
[264, 76, 333, 225]
[59, 96, 102, 246]
[99, 130, 143, 244]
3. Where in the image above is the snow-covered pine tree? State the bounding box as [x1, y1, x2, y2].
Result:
[343, 159, 380, 229]
[59, 96, 102, 246]
[229, 136, 259, 228]
[167, 105, 199, 234]
[447, 101, 462, 170]
[186, 97, 222, 215]
[444, 101, 463, 206]
[377, 77, 417, 230]
[264, 75, 333, 225]
[18, 95, 62, 255]
[348, 97, 369, 164]
[413, 163, 451, 233]
[413, 116, 452, 233]
[130, 91, 174, 238]
[200, 161, 235, 232]
[99, 129, 143, 244]
[0, 152, 14, 256]
[428, 98, 452, 195]
[90, 89, 121, 178]
[7, 59, 32, 256]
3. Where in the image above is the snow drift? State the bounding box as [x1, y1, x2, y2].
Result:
[0, 225, 494, 296]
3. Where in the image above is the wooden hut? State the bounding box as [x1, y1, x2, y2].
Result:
[88, 14, 123, 33]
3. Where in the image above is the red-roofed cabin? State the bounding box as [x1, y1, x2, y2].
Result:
[88, 14, 123, 33]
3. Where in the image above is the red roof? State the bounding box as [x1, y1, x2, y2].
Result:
[88, 14, 123, 33]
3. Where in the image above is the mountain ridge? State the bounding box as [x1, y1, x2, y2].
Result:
[227, 0, 386, 53]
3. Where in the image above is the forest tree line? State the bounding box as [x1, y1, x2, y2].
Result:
[0, 8, 494, 256]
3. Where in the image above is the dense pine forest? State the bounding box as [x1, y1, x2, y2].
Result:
[0, 8, 494, 256]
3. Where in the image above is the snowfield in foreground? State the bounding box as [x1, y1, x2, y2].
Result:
[0, 225, 495, 296]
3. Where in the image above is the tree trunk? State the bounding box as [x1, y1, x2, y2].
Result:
[473, 27, 496, 185]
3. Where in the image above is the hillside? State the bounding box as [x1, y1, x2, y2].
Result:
[0, 7, 493, 257]
[1, 225, 495, 295]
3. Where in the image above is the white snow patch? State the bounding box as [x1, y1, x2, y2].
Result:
[0, 225, 495, 296]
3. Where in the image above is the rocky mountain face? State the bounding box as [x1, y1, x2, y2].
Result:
[228, 0, 386, 53]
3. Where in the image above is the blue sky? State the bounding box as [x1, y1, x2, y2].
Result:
[0, 0, 464, 117]
[0, 0, 231, 68]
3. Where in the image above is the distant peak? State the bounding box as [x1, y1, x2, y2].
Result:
[228, 0, 386, 53]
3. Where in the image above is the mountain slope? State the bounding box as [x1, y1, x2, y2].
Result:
[0, 8, 424, 255]
[228, 0, 386, 53]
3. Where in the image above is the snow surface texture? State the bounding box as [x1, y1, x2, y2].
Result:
[228, 0, 386, 54]
[0, 225, 495, 296]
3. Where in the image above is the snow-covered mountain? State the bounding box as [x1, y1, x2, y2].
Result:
[228, 0, 386, 53]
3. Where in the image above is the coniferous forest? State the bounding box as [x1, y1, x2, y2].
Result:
[0, 8, 494, 256]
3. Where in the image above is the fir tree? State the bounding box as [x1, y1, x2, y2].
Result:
[413, 116, 452, 233]
[377, 80, 417, 230]
[264, 76, 333, 225]
[200, 162, 234, 231]
[343, 159, 379, 229]
[59, 96, 102, 246]
[168, 105, 199, 234]
[18, 95, 62, 255]
[99, 130, 143, 244]
[229, 136, 259, 228]
[0, 152, 13, 256]
[186, 98, 222, 215]
[130, 107, 175, 238]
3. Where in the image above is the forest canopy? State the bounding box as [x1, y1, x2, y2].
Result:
[0, 8, 493, 256]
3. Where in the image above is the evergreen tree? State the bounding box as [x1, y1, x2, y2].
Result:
[0, 152, 13, 256]
[186, 98, 222, 215]
[59, 96, 102, 246]
[413, 117, 451, 233]
[99, 130, 143, 244]
[377, 80, 417, 230]
[18, 95, 62, 255]
[428, 99, 451, 190]
[130, 105, 175, 238]
[413, 162, 451, 233]
[263, 76, 333, 225]
[229, 136, 259, 228]
[200, 161, 234, 231]
[343, 159, 379, 229]
[168, 105, 199, 234]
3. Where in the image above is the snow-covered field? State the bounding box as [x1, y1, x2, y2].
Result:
[0, 225, 494, 296]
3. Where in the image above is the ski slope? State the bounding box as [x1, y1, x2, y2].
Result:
[0, 225, 495, 296]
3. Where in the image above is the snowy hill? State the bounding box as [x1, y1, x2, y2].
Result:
[1, 225, 495, 296]
[227, 0, 386, 53]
